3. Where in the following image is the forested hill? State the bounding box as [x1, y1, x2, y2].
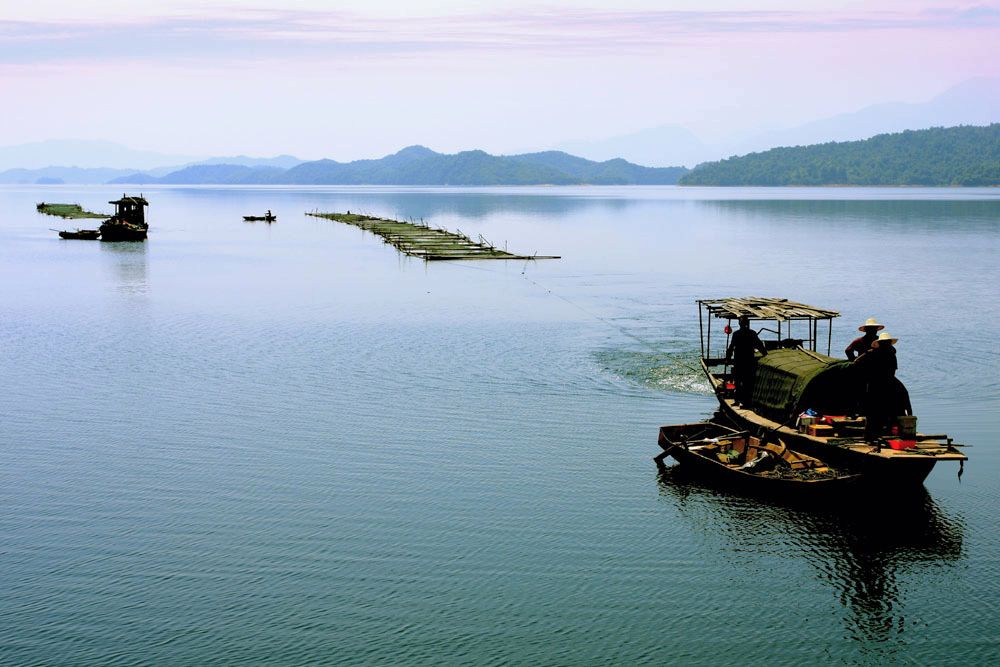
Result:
[110, 147, 688, 186]
[680, 124, 1000, 186]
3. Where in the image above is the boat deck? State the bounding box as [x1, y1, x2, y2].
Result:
[710, 373, 966, 462]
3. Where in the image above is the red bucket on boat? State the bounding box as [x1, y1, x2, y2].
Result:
[887, 439, 917, 450]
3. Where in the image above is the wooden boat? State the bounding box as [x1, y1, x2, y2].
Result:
[243, 212, 276, 222]
[100, 195, 149, 242]
[57, 229, 100, 240]
[695, 297, 967, 486]
[656, 421, 862, 493]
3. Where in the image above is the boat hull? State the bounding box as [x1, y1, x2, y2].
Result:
[657, 422, 863, 496]
[99, 223, 147, 242]
[714, 399, 937, 486]
[58, 230, 100, 240]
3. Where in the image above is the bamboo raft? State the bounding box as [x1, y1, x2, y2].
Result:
[36, 203, 109, 220]
[307, 212, 559, 261]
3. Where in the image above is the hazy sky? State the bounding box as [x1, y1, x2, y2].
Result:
[2, 0, 998, 159]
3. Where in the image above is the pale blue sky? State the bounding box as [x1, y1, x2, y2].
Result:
[2, 1, 997, 159]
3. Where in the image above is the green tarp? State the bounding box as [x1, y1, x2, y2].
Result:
[750, 348, 856, 420]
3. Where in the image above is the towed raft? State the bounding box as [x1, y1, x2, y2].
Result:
[656, 421, 862, 494]
[693, 297, 966, 486]
[37, 203, 109, 219]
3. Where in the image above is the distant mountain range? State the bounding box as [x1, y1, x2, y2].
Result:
[556, 125, 711, 171]
[0, 138, 307, 174]
[680, 124, 1000, 186]
[0, 139, 199, 171]
[0, 151, 305, 185]
[555, 77, 1000, 167]
[0, 166, 142, 185]
[102, 146, 687, 186]
[3, 77, 997, 178]
[4, 123, 996, 186]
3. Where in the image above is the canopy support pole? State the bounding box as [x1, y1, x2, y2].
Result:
[698, 303, 705, 358]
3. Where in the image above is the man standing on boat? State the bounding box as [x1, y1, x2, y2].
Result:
[845, 317, 884, 360]
[854, 331, 899, 441]
[726, 315, 768, 407]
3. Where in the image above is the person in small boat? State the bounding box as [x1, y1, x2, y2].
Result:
[845, 317, 884, 360]
[854, 331, 899, 441]
[726, 315, 768, 407]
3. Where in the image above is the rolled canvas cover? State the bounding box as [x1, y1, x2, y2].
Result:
[750, 348, 856, 420]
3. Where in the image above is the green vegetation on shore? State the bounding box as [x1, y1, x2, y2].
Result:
[681, 124, 1000, 186]
[110, 146, 688, 186]
[36, 203, 109, 219]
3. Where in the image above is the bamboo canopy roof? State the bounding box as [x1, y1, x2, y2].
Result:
[109, 195, 148, 206]
[699, 297, 840, 321]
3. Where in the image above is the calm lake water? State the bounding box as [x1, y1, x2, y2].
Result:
[1, 185, 998, 665]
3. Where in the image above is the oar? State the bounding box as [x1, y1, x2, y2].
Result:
[759, 412, 798, 444]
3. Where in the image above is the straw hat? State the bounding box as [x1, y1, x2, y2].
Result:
[858, 317, 885, 332]
[872, 331, 898, 347]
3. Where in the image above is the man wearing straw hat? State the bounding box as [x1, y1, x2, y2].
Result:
[854, 331, 900, 441]
[845, 317, 885, 360]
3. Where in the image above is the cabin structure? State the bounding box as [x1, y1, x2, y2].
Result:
[697, 297, 846, 421]
[698, 296, 841, 359]
[101, 194, 150, 241]
[109, 195, 148, 226]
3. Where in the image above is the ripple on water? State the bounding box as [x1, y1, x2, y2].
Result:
[594, 345, 713, 396]
[1, 186, 999, 666]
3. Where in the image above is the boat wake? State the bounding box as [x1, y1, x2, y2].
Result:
[594, 346, 711, 395]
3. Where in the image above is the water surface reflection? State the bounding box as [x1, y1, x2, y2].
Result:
[702, 199, 1000, 232]
[657, 465, 964, 652]
[99, 241, 148, 295]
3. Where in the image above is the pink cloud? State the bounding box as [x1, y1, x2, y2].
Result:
[1, 5, 998, 65]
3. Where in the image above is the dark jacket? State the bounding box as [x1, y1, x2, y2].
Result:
[727, 327, 768, 364]
[854, 344, 897, 387]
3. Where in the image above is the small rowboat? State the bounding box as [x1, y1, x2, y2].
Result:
[243, 213, 276, 222]
[57, 229, 101, 240]
[656, 421, 862, 494]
